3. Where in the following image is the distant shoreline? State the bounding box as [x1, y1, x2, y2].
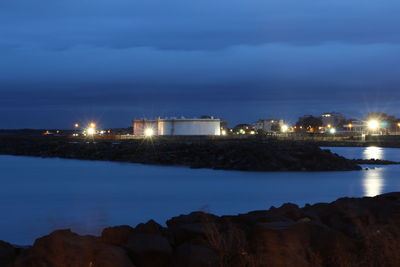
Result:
[0, 136, 361, 172]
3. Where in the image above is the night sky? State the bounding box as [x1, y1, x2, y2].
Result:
[1, 0, 400, 129]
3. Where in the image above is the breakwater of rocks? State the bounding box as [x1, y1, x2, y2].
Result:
[2, 193, 400, 266]
[0, 136, 361, 171]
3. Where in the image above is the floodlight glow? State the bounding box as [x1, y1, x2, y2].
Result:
[144, 128, 154, 137]
[329, 128, 336, 134]
[89, 122, 96, 128]
[281, 125, 289, 132]
[368, 120, 379, 130]
[221, 130, 227, 135]
[87, 127, 96, 135]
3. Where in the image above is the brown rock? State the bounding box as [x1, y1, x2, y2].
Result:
[101, 225, 135, 246]
[174, 243, 218, 267]
[14, 229, 134, 267]
[125, 233, 172, 267]
[0, 240, 16, 266]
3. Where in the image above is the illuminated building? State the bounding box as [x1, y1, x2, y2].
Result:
[133, 117, 221, 136]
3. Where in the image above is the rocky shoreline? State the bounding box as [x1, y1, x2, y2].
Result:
[351, 158, 400, 165]
[0, 136, 361, 171]
[2, 193, 400, 266]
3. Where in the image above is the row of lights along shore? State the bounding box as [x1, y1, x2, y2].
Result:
[47, 118, 395, 137]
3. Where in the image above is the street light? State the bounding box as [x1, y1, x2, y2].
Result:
[86, 122, 97, 136]
[329, 128, 336, 134]
[87, 127, 96, 135]
[144, 128, 154, 137]
[281, 124, 289, 133]
[367, 120, 379, 130]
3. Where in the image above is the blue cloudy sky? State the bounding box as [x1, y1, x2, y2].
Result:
[1, 0, 400, 128]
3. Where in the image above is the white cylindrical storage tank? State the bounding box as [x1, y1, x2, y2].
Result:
[158, 118, 221, 136]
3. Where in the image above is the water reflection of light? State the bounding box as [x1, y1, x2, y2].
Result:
[363, 146, 384, 160]
[363, 168, 384, 197]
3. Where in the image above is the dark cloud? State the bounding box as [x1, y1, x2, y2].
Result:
[1, 0, 400, 128]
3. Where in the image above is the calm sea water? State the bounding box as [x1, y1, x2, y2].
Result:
[0, 146, 399, 245]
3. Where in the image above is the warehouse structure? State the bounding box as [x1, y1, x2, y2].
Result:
[133, 117, 221, 136]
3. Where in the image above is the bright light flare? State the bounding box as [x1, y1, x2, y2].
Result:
[87, 128, 96, 135]
[144, 128, 154, 137]
[367, 120, 379, 130]
[281, 124, 289, 132]
[329, 128, 336, 134]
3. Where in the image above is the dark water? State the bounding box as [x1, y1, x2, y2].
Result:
[0, 146, 399, 245]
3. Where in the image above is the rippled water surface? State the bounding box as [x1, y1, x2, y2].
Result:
[1, 146, 400, 244]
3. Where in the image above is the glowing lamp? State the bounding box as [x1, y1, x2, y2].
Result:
[329, 128, 336, 134]
[367, 120, 379, 130]
[281, 125, 289, 132]
[144, 128, 154, 137]
[87, 127, 96, 135]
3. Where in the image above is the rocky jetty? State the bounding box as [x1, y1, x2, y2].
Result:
[3, 193, 400, 266]
[0, 136, 361, 171]
[351, 158, 400, 165]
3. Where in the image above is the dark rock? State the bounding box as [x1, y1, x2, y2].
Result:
[8, 193, 400, 266]
[174, 243, 218, 267]
[101, 225, 135, 246]
[125, 233, 172, 267]
[0, 240, 17, 266]
[14, 229, 134, 267]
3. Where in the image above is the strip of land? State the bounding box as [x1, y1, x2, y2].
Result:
[0, 136, 361, 171]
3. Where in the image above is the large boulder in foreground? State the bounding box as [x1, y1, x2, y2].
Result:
[5, 193, 400, 266]
[102, 220, 173, 267]
[14, 229, 134, 267]
[0, 240, 17, 266]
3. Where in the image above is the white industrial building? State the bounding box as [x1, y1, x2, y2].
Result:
[133, 117, 221, 136]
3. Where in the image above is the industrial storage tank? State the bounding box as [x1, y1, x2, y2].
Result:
[158, 118, 221, 136]
[133, 117, 221, 136]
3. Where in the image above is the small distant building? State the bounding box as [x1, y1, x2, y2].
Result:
[133, 117, 221, 136]
[343, 120, 364, 133]
[320, 112, 346, 128]
[232, 124, 255, 135]
[254, 119, 284, 133]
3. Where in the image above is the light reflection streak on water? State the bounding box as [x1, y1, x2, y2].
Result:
[363, 146, 384, 160]
[363, 168, 384, 197]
